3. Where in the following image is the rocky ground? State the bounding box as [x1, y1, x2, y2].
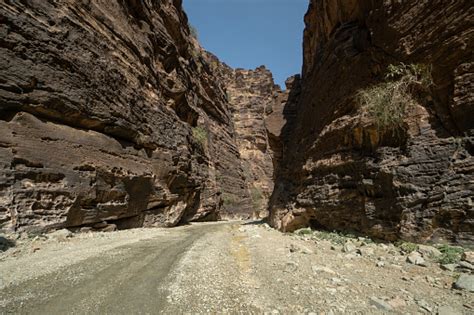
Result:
[0, 222, 473, 314]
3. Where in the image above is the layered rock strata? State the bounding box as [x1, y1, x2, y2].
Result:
[0, 0, 251, 232]
[269, 0, 474, 244]
[207, 54, 281, 217]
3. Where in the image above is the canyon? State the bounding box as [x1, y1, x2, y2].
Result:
[0, 0, 473, 243]
[0, 0, 473, 313]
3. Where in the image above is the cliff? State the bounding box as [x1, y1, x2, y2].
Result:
[269, 0, 474, 244]
[0, 0, 251, 232]
[206, 53, 281, 218]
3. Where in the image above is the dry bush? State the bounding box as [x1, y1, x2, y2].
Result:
[358, 63, 432, 131]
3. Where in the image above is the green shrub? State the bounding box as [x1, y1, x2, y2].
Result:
[358, 81, 412, 130]
[192, 126, 208, 147]
[250, 187, 263, 209]
[313, 230, 358, 244]
[357, 63, 432, 131]
[436, 244, 464, 264]
[396, 241, 419, 253]
[295, 227, 313, 235]
[386, 63, 433, 87]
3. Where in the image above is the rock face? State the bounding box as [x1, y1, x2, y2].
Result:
[269, 0, 474, 244]
[207, 54, 280, 217]
[0, 0, 251, 231]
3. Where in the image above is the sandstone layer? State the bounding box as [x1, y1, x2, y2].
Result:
[207, 54, 281, 217]
[269, 0, 474, 244]
[0, 0, 252, 232]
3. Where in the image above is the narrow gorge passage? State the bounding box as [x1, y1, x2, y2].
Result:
[1, 222, 472, 314]
[0, 0, 473, 313]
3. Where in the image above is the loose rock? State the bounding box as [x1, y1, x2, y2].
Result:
[462, 252, 474, 265]
[453, 274, 474, 292]
[369, 297, 393, 311]
[343, 242, 357, 253]
[458, 261, 474, 271]
[311, 265, 336, 275]
[441, 264, 458, 272]
[407, 252, 426, 266]
[417, 245, 442, 259]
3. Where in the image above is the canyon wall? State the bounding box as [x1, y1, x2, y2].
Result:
[0, 0, 252, 232]
[207, 54, 280, 217]
[269, 0, 474, 244]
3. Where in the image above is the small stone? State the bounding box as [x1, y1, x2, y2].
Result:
[80, 227, 93, 233]
[416, 299, 433, 313]
[441, 264, 458, 272]
[285, 261, 298, 273]
[458, 261, 474, 270]
[289, 244, 297, 253]
[417, 244, 442, 259]
[418, 260, 429, 267]
[343, 242, 357, 253]
[407, 252, 426, 266]
[388, 296, 406, 309]
[425, 275, 435, 284]
[48, 229, 73, 242]
[376, 261, 385, 267]
[289, 243, 313, 254]
[453, 274, 474, 292]
[331, 277, 342, 284]
[312, 265, 336, 275]
[369, 297, 393, 311]
[437, 306, 462, 315]
[462, 251, 474, 264]
[357, 247, 375, 256]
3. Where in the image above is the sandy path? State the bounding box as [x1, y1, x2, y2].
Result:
[0, 221, 472, 314]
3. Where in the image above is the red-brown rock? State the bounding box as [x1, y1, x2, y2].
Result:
[0, 0, 249, 232]
[269, 0, 474, 244]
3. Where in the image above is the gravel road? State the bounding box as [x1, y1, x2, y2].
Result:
[0, 221, 472, 314]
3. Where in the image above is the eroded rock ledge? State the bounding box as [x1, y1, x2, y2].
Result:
[0, 0, 258, 232]
[269, 0, 474, 244]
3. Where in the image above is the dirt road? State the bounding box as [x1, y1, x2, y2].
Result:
[0, 222, 472, 314]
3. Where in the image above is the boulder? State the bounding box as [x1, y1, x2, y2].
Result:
[453, 274, 474, 292]
[407, 252, 426, 266]
[417, 245, 442, 259]
[462, 251, 474, 265]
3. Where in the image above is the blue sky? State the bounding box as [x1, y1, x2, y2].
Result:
[183, 0, 309, 88]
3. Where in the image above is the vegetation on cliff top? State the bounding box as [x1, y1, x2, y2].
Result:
[358, 63, 432, 131]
